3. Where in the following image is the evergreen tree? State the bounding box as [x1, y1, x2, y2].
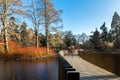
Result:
[90, 28, 101, 49]
[20, 22, 28, 46]
[63, 31, 76, 48]
[28, 28, 35, 46]
[8, 17, 20, 42]
[100, 22, 108, 41]
[108, 30, 114, 42]
[39, 33, 46, 46]
[111, 12, 120, 48]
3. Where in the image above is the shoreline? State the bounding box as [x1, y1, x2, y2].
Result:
[0, 54, 57, 61]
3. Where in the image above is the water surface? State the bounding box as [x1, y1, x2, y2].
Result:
[0, 58, 58, 80]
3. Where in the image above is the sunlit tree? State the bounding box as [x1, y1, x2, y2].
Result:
[26, 0, 43, 47]
[8, 17, 20, 42]
[43, 0, 62, 54]
[111, 12, 120, 48]
[0, 0, 25, 53]
[20, 22, 28, 46]
[28, 28, 35, 45]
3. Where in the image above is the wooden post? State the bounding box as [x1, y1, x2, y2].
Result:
[67, 71, 80, 80]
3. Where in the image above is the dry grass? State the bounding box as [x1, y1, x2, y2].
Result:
[0, 40, 56, 60]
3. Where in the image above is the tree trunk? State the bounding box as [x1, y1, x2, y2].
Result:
[36, 33, 39, 47]
[46, 24, 49, 54]
[45, 0, 49, 54]
[32, 0, 39, 48]
[3, 0, 9, 53]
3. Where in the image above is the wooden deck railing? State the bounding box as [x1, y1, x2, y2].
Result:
[58, 53, 80, 80]
[79, 50, 120, 76]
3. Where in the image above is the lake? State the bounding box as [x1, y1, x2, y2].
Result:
[0, 58, 58, 80]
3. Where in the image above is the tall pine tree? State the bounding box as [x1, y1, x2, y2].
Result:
[111, 12, 120, 48]
[100, 22, 108, 41]
[90, 28, 101, 49]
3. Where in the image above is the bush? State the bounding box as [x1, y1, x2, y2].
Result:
[0, 40, 56, 60]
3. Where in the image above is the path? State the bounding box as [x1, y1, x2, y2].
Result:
[62, 53, 120, 80]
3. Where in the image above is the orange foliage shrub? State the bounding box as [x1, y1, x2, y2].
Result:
[7, 40, 56, 59]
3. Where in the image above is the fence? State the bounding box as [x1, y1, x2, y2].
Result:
[79, 50, 120, 76]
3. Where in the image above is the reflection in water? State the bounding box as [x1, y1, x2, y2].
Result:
[0, 58, 58, 80]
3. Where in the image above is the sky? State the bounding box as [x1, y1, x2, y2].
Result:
[53, 0, 120, 35]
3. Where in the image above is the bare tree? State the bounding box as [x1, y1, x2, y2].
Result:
[0, 0, 24, 53]
[43, 0, 62, 54]
[27, 0, 43, 47]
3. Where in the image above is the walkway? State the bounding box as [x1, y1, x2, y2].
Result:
[62, 53, 120, 80]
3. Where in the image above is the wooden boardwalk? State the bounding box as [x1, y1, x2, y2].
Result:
[62, 53, 120, 80]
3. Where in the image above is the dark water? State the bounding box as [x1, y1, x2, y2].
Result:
[0, 58, 58, 80]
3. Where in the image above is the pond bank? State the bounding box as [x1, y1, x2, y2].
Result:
[0, 53, 56, 61]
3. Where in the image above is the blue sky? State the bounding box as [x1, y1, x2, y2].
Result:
[53, 0, 120, 35]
